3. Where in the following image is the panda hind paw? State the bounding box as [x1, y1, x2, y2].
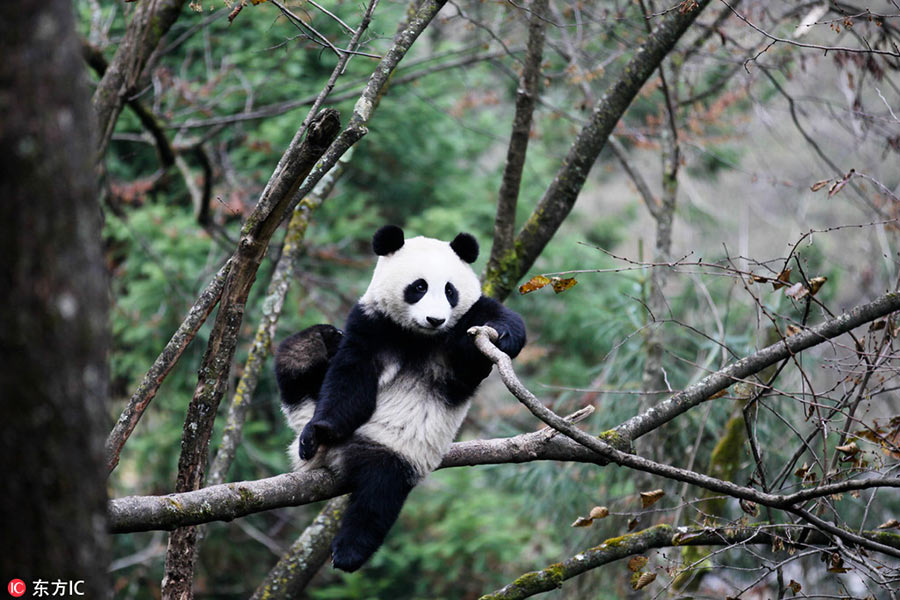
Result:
[331, 540, 370, 572]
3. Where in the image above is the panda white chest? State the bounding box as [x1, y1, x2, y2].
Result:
[356, 353, 470, 477]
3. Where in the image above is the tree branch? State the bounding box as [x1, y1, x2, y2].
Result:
[105, 259, 232, 474]
[483, 0, 712, 300]
[91, 0, 188, 160]
[480, 524, 900, 600]
[162, 109, 341, 598]
[616, 290, 900, 442]
[486, 0, 548, 294]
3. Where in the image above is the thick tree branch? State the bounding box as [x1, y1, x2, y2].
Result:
[483, 0, 712, 300]
[206, 154, 351, 487]
[162, 110, 341, 598]
[250, 496, 348, 600]
[480, 524, 900, 600]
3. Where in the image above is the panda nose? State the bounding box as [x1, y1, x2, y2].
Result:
[426, 317, 445, 327]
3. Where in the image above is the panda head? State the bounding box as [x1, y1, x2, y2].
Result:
[359, 225, 481, 334]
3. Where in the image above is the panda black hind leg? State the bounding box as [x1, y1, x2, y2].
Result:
[274, 324, 343, 406]
[330, 442, 417, 572]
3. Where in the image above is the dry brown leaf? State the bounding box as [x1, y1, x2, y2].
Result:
[810, 179, 831, 192]
[589, 506, 609, 520]
[808, 276, 828, 295]
[627, 517, 640, 531]
[571, 516, 593, 528]
[632, 572, 657, 591]
[773, 268, 792, 290]
[828, 168, 855, 197]
[785, 324, 803, 337]
[870, 319, 887, 331]
[519, 275, 551, 295]
[708, 388, 729, 400]
[788, 580, 802, 593]
[827, 553, 849, 573]
[749, 274, 769, 284]
[877, 518, 899, 529]
[551, 277, 578, 294]
[835, 442, 860, 456]
[628, 556, 649, 572]
[640, 489, 665, 508]
[739, 499, 759, 516]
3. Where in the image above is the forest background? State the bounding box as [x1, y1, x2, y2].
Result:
[3, 0, 900, 598]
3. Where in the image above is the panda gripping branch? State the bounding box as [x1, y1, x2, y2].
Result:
[274, 225, 526, 572]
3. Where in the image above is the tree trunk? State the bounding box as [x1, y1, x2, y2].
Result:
[0, 0, 110, 594]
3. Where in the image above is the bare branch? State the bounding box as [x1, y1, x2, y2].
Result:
[105, 259, 232, 474]
[616, 290, 900, 441]
[481, 524, 900, 600]
[486, 0, 549, 293]
[483, 0, 713, 300]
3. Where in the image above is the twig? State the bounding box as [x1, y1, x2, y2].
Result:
[721, 0, 900, 57]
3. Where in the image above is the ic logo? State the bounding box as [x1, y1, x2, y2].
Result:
[7, 579, 26, 598]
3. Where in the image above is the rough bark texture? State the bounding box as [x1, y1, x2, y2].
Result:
[92, 0, 188, 159]
[0, 0, 110, 593]
[483, 0, 712, 301]
[162, 110, 341, 599]
[480, 524, 900, 600]
[251, 496, 349, 600]
[486, 0, 548, 285]
[107, 259, 232, 474]
[206, 160, 347, 487]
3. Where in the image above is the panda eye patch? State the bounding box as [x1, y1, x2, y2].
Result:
[404, 279, 428, 304]
[445, 282, 459, 307]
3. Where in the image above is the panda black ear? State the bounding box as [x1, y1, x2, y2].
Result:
[450, 232, 478, 264]
[372, 225, 405, 256]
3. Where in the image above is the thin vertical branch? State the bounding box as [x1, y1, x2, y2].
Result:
[486, 0, 549, 293]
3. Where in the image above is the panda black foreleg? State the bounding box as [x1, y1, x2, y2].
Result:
[331, 443, 417, 572]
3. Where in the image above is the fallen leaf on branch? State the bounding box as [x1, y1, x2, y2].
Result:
[785, 282, 808, 299]
[773, 268, 792, 290]
[571, 516, 593, 528]
[810, 179, 831, 192]
[835, 442, 860, 456]
[877, 519, 899, 529]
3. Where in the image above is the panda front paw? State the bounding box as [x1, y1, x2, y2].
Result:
[297, 424, 319, 460]
[484, 322, 522, 358]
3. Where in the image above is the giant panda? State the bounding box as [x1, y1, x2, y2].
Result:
[274, 225, 526, 572]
